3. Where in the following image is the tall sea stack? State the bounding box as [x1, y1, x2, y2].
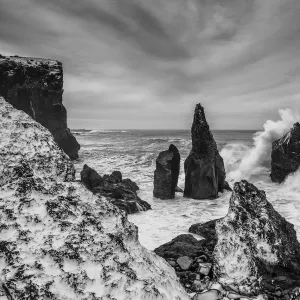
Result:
[0, 55, 80, 160]
[184, 104, 227, 199]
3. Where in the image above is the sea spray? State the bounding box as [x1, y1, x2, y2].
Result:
[221, 109, 300, 182]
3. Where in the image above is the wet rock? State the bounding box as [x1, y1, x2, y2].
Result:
[189, 219, 220, 245]
[153, 144, 180, 199]
[0, 55, 80, 159]
[175, 186, 184, 193]
[271, 122, 300, 183]
[214, 180, 300, 294]
[0, 97, 189, 299]
[192, 290, 221, 300]
[177, 256, 193, 270]
[198, 263, 212, 276]
[184, 104, 228, 200]
[80, 165, 151, 214]
[154, 234, 209, 259]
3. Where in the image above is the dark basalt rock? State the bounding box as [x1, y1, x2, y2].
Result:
[153, 144, 180, 199]
[154, 234, 213, 259]
[80, 165, 151, 214]
[184, 104, 228, 200]
[0, 55, 80, 159]
[214, 180, 300, 293]
[271, 122, 300, 183]
[189, 219, 220, 245]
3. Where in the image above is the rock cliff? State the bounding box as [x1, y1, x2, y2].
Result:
[184, 104, 228, 200]
[213, 180, 300, 293]
[153, 144, 181, 199]
[0, 55, 80, 160]
[271, 122, 300, 183]
[0, 97, 189, 300]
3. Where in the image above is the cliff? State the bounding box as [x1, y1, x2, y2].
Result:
[0, 55, 80, 160]
[0, 97, 189, 300]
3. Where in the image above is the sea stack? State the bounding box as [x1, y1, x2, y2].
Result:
[153, 144, 180, 199]
[214, 180, 300, 293]
[0, 97, 189, 300]
[184, 104, 227, 199]
[0, 55, 80, 160]
[271, 122, 300, 183]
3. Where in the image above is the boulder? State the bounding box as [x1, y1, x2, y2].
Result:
[176, 256, 193, 270]
[0, 97, 189, 300]
[80, 165, 151, 214]
[271, 122, 300, 183]
[213, 180, 300, 293]
[184, 104, 228, 200]
[0, 55, 80, 159]
[153, 144, 180, 199]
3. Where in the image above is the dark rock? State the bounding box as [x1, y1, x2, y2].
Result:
[80, 164, 102, 190]
[271, 122, 300, 183]
[80, 165, 151, 214]
[184, 104, 227, 200]
[154, 234, 210, 259]
[0, 55, 80, 159]
[214, 180, 300, 294]
[175, 186, 184, 193]
[153, 144, 180, 199]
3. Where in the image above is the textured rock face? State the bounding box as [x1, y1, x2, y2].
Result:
[271, 122, 300, 183]
[0, 97, 189, 300]
[153, 144, 180, 199]
[81, 164, 151, 214]
[0, 55, 80, 160]
[184, 104, 228, 200]
[214, 180, 300, 293]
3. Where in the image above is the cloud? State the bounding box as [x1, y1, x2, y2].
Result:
[0, 0, 300, 129]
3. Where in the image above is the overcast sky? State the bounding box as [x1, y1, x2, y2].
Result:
[1, 0, 300, 129]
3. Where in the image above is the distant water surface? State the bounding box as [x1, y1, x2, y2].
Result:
[73, 129, 300, 250]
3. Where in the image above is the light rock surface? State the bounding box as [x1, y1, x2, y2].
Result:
[0, 97, 189, 300]
[213, 180, 300, 293]
[0, 55, 80, 159]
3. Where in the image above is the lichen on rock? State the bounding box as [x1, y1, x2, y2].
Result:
[0, 97, 189, 300]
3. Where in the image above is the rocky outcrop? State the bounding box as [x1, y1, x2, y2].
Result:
[0, 97, 189, 300]
[214, 180, 300, 294]
[153, 144, 181, 199]
[81, 164, 151, 214]
[271, 122, 300, 183]
[0, 55, 80, 159]
[184, 104, 229, 200]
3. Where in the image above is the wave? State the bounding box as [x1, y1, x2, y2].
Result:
[221, 108, 300, 182]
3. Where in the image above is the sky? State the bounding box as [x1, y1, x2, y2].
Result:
[1, 0, 300, 130]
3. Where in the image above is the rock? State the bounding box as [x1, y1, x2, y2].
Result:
[154, 234, 209, 259]
[192, 290, 221, 300]
[198, 263, 212, 276]
[175, 186, 184, 193]
[0, 55, 80, 159]
[0, 97, 189, 300]
[271, 122, 300, 183]
[80, 165, 151, 214]
[153, 144, 180, 199]
[177, 256, 193, 270]
[168, 260, 177, 267]
[184, 104, 227, 200]
[80, 164, 102, 189]
[189, 219, 220, 243]
[213, 180, 300, 294]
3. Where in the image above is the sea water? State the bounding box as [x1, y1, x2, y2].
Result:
[73, 128, 300, 250]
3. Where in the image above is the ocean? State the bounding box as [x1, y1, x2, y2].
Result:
[72, 129, 300, 250]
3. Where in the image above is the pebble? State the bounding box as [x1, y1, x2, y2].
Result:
[177, 256, 193, 270]
[167, 260, 176, 267]
[198, 263, 212, 276]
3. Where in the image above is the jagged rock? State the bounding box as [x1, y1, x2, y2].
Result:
[271, 122, 300, 183]
[0, 97, 189, 300]
[80, 164, 102, 190]
[184, 104, 228, 200]
[153, 144, 180, 199]
[154, 234, 212, 259]
[213, 180, 300, 293]
[0, 55, 80, 159]
[80, 165, 151, 214]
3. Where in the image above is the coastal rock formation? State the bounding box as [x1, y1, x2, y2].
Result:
[0, 97, 189, 300]
[81, 165, 151, 214]
[153, 144, 180, 199]
[184, 104, 229, 200]
[0, 55, 80, 159]
[214, 180, 300, 293]
[271, 122, 300, 183]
